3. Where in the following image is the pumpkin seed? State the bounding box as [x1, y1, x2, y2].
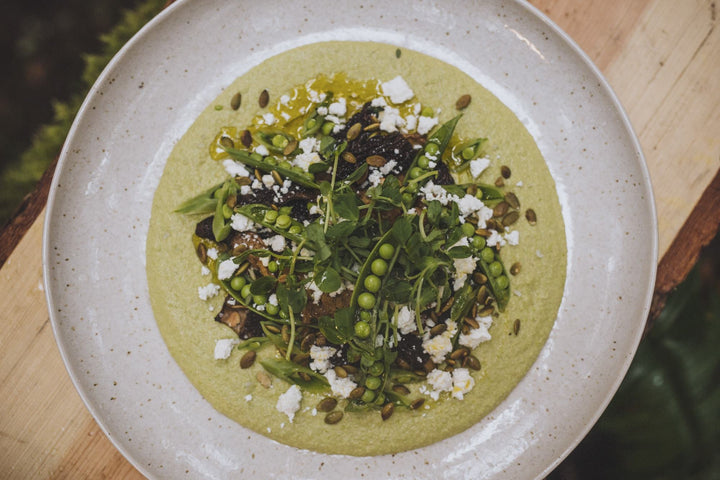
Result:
[342, 364, 358, 374]
[240, 129, 252, 147]
[271, 170, 283, 185]
[478, 306, 495, 316]
[258, 89, 269, 108]
[501, 165, 512, 179]
[476, 285, 488, 303]
[342, 151, 357, 164]
[317, 397, 338, 412]
[463, 355, 481, 370]
[298, 371, 312, 382]
[410, 398, 425, 410]
[235, 176, 252, 186]
[239, 350, 256, 369]
[324, 411, 344, 424]
[349, 386, 366, 400]
[256, 370, 272, 388]
[300, 333, 315, 352]
[196, 243, 208, 263]
[392, 384, 410, 396]
[465, 316, 480, 329]
[230, 92, 242, 110]
[346, 122, 362, 141]
[334, 366, 348, 378]
[473, 272, 488, 284]
[265, 324, 281, 334]
[505, 191, 520, 209]
[474, 228, 492, 237]
[363, 122, 380, 132]
[494, 176, 505, 187]
[455, 94, 472, 110]
[283, 139, 298, 156]
[396, 358, 412, 370]
[493, 201, 509, 218]
[381, 402, 395, 421]
[525, 208, 537, 226]
[510, 262, 521, 276]
[450, 347, 469, 360]
[365, 155, 387, 167]
[502, 210, 520, 226]
[220, 136, 234, 149]
[430, 323, 447, 337]
[513, 318, 521, 335]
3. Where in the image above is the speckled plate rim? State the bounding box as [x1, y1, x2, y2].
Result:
[42, 1, 657, 479]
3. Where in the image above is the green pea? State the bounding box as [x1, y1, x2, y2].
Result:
[409, 166, 423, 179]
[370, 258, 388, 277]
[306, 118, 317, 130]
[364, 274, 381, 293]
[264, 156, 277, 166]
[365, 376, 382, 390]
[222, 204, 233, 219]
[481, 247, 495, 263]
[421, 106, 434, 117]
[360, 310, 372, 323]
[288, 225, 303, 235]
[264, 209, 278, 224]
[354, 320, 371, 339]
[378, 243, 395, 260]
[361, 389, 376, 403]
[461, 222, 476, 237]
[402, 192, 414, 205]
[252, 294, 267, 306]
[472, 235, 486, 250]
[496, 275, 509, 289]
[272, 134, 288, 148]
[358, 292, 376, 310]
[489, 261, 503, 277]
[424, 142, 439, 156]
[265, 303, 280, 315]
[250, 152, 264, 161]
[368, 362, 384, 376]
[279, 160, 293, 170]
[240, 284, 252, 299]
[321, 121, 335, 135]
[373, 392, 385, 405]
[462, 146, 476, 160]
[230, 276, 246, 291]
[276, 214, 291, 229]
[417, 155, 430, 169]
[404, 182, 418, 194]
[268, 261, 278, 273]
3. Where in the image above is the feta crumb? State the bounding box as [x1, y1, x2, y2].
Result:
[268, 293, 278, 306]
[453, 256, 478, 291]
[214, 338, 239, 360]
[405, 114, 417, 131]
[417, 116, 438, 135]
[299, 136, 319, 153]
[230, 213, 255, 232]
[451, 368, 475, 400]
[279, 94, 290, 105]
[217, 258, 238, 280]
[469, 157, 491, 178]
[276, 384, 302, 422]
[223, 159, 251, 178]
[324, 369, 358, 398]
[422, 320, 457, 363]
[261, 174, 275, 188]
[201, 266, 211, 276]
[371, 96, 388, 108]
[379, 159, 397, 175]
[396, 306, 417, 335]
[505, 230, 520, 246]
[254, 144, 269, 156]
[379, 106, 405, 133]
[309, 345, 337, 373]
[381, 76, 414, 104]
[328, 97, 347, 116]
[425, 369, 453, 400]
[293, 151, 322, 171]
[207, 247, 218, 260]
[245, 394, 253, 402]
[516, 181, 524, 187]
[198, 283, 220, 301]
[240, 185, 252, 195]
[262, 112, 277, 125]
[267, 234, 286, 252]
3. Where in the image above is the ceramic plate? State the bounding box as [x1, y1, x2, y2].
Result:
[43, 1, 657, 478]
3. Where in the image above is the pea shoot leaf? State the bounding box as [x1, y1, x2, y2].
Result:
[318, 307, 354, 344]
[316, 266, 342, 293]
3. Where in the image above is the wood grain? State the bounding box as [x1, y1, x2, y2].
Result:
[2, 0, 720, 478]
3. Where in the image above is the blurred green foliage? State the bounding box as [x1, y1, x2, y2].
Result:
[550, 238, 720, 479]
[0, 0, 166, 225]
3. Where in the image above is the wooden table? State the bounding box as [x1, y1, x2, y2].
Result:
[2, 1, 718, 477]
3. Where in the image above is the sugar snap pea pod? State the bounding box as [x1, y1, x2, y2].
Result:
[349, 229, 396, 309]
[449, 283, 478, 323]
[260, 358, 329, 393]
[442, 182, 505, 201]
[254, 129, 297, 155]
[301, 92, 334, 137]
[427, 114, 463, 155]
[235, 204, 304, 244]
[403, 114, 462, 188]
[174, 181, 225, 214]
[476, 252, 511, 312]
[224, 146, 320, 190]
[212, 180, 236, 242]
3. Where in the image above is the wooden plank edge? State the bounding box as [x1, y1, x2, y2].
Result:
[647, 167, 720, 333]
[0, 157, 57, 268]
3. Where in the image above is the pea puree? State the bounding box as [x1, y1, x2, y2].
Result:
[146, 41, 566, 455]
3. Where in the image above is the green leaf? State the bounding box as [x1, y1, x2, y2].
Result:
[325, 220, 357, 240]
[334, 192, 360, 221]
[450, 283, 477, 323]
[316, 266, 342, 293]
[392, 215, 414, 244]
[447, 245, 472, 258]
[249, 275, 277, 295]
[318, 307, 355, 344]
[276, 278, 307, 315]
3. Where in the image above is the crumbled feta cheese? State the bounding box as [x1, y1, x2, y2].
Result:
[317, 106, 328, 115]
[240, 185, 252, 195]
[254, 144, 269, 156]
[299, 136, 319, 153]
[230, 213, 255, 232]
[459, 315, 493, 348]
[453, 256, 478, 291]
[422, 320, 457, 363]
[328, 97, 347, 116]
[201, 266, 211, 276]
[405, 114, 417, 131]
[245, 394, 253, 402]
[198, 283, 220, 301]
[261, 174, 275, 188]
[417, 116, 438, 135]
[206, 247, 218, 260]
[223, 159, 251, 178]
[451, 368, 475, 400]
[379, 159, 397, 175]
[381, 76, 414, 104]
[516, 181, 524, 187]
[505, 230, 520, 246]
[425, 369, 453, 400]
[262, 112, 277, 125]
[268, 293, 278, 306]
[371, 96, 388, 108]
[324, 369, 358, 398]
[367, 169, 384, 187]
[396, 306, 417, 335]
[213, 338, 239, 360]
[266, 234, 286, 252]
[276, 384, 302, 422]
[279, 94, 290, 105]
[379, 106, 405, 133]
[293, 151, 321, 171]
[217, 258, 238, 280]
[307, 281, 324, 304]
[309, 345, 337, 373]
[469, 157, 491, 178]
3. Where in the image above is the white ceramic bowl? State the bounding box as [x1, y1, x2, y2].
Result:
[43, 1, 657, 478]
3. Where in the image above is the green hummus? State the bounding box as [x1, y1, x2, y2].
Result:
[146, 41, 566, 456]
